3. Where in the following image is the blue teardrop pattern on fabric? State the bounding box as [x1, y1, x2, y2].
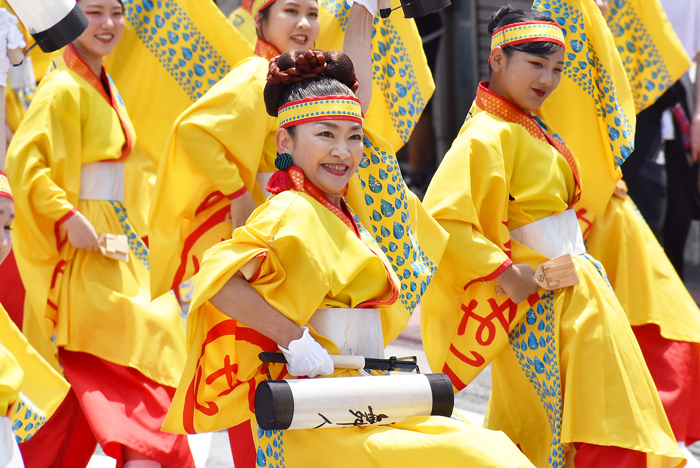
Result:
[581, 253, 615, 293]
[10, 393, 48, 443]
[533, 0, 635, 168]
[256, 427, 285, 468]
[110, 201, 150, 269]
[509, 291, 564, 468]
[122, 0, 232, 102]
[321, 0, 426, 144]
[605, 0, 675, 113]
[354, 136, 437, 315]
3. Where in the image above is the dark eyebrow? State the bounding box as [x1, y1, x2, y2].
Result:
[315, 121, 363, 131]
[315, 121, 340, 129]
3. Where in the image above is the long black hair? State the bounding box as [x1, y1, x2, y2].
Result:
[489, 5, 563, 57]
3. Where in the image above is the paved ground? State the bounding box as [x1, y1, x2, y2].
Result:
[88, 262, 700, 466]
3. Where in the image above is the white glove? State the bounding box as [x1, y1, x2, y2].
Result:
[0, 9, 26, 88]
[346, 0, 380, 17]
[279, 327, 334, 378]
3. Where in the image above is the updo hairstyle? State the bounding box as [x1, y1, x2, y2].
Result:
[489, 5, 563, 57]
[264, 49, 360, 134]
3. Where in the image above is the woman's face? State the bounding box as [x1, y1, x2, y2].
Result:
[490, 47, 566, 112]
[0, 198, 14, 266]
[277, 118, 364, 202]
[73, 0, 125, 62]
[257, 0, 320, 52]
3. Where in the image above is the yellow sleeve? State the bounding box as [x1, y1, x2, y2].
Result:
[423, 130, 513, 292]
[0, 344, 22, 416]
[421, 130, 515, 379]
[0, 308, 68, 421]
[167, 195, 334, 434]
[6, 74, 82, 225]
[169, 62, 276, 198]
[191, 195, 331, 325]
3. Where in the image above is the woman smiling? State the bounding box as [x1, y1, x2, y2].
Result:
[6, 1, 193, 466]
[147, 0, 327, 301]
[163, 48, 536, 468]
[422, 5, 684, 467]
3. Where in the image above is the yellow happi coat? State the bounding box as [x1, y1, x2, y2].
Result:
[535, 0, 700, 344]
[0, 304, 69, 443]
[421, 84, 683, 468]
[5, 46, 186, 388]
[149, 0, 436, 299]
[148, 55, 278, 298]
[163, 167, 535, 468]
[149, 60, 444, 312]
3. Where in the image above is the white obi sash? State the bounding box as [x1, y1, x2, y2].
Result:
[79, 162, 125, 201]
[309, 308, 385, 359]
[257, 172, 273, 198]
[509, 209, 586, 259]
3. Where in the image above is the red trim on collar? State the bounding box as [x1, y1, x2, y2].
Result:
[475, 82, 581, 208]
[254, 37, 282, 61]
[287, 167, 357, 235]
[63, 45, 134, 163]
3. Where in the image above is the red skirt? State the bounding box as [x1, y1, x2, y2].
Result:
[0, 251, 25, 328]
[633, 323, 700, 445]
[20, 349, 195, 468]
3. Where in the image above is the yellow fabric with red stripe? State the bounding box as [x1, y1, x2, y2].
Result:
[491, 21, 565, 49]
[0, 172, 11, 201]
[278, 95, 363, 128]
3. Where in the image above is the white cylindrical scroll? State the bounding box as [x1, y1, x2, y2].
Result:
[255, 373, 454, 430]
[7, 0, 88, 52]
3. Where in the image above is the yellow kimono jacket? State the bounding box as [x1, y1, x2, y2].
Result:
[149, 53, 446, 315]
[5, 46, 186, 388]
[421, 84, 683, 468]
[0, 305, 69, 443]
[149, 55, 278, 298]
[164, 168, 535, 468]
[536, 0, 700, 344]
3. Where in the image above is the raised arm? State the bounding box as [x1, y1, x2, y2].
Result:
[342, 2, 374, 114]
